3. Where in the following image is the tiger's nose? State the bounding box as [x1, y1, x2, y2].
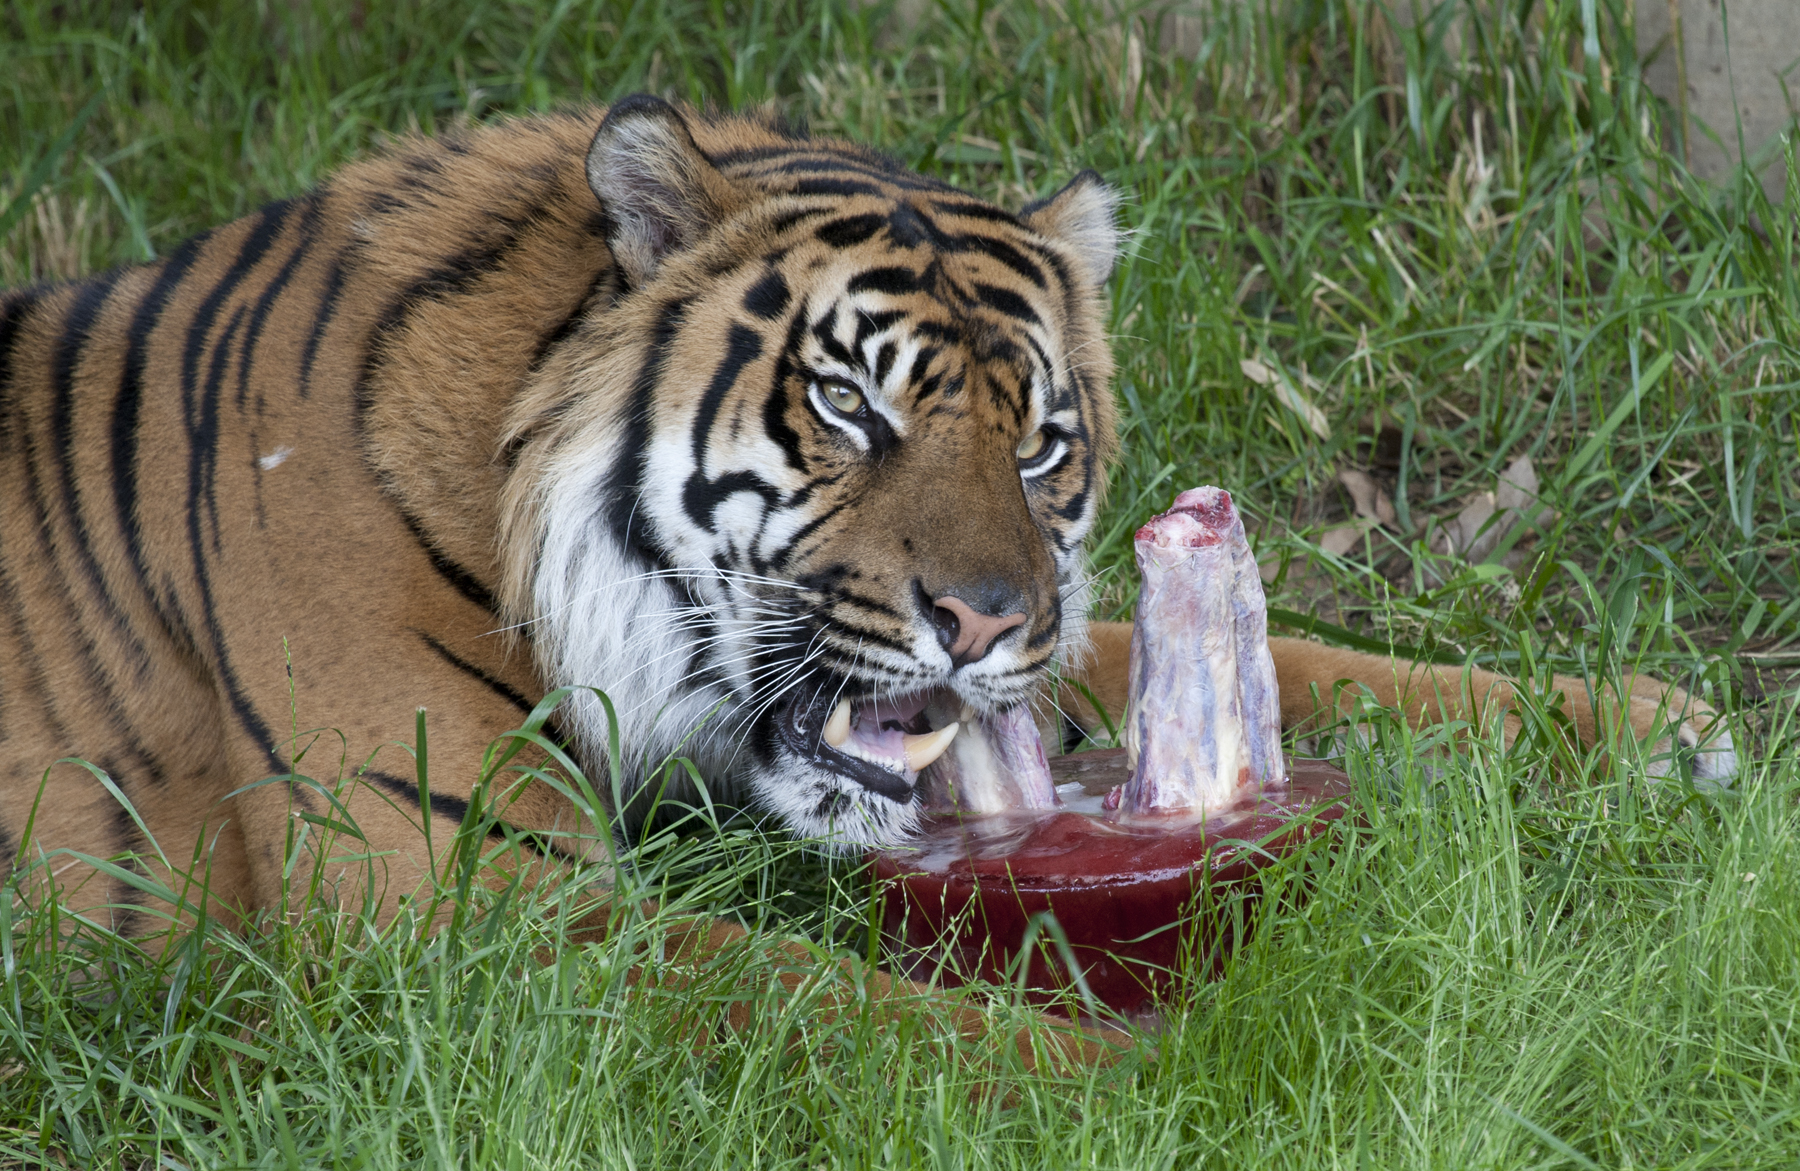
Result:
[930, 595, 1026, 668]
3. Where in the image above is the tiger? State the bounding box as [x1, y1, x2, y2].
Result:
[0, 96, 1735, 961]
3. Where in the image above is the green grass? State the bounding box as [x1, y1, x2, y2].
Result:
[4, 0, 1799, 1166]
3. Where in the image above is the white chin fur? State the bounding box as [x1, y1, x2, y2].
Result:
[748, 752, 923, 850]
[530, 460, 747, 821]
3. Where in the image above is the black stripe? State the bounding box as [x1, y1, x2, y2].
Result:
[761, 312, 810, 475]
[0, 299, 72, 755]
[182, 205, 291, 571]
[0, 560, 75, 750]
[0, 291, 44, 456]
[1018, 236, 1081, 322]
[762, 498, 849, 573]
[13, 284, 170, 787]
[974, 282, 1040, 326]
[413, 629, 534, 715]
[525, 264, 612, 377]
[816, 214, 886, 249]
[912, 319, 962, 344]
[104, 793, 148, 935]
[793, 176, 886, 199]
[960, 233, 1046, 288]
[199, 304, 246, 553]
[298, 255, 348, 398]
[50, 277, 122, 466]
[236, 195, 321, 413]
[852, 309, 904, 348]
[1055, 482, 1092, 522]
[906, 349, 941, 404]
[359, 768, 586, 860]
[180, 203, 294, 433]
[817, 621, 912, 654]
[605, 298, 688, 572]
[682, 324, 767, 530]
[742, 270, 790, 320]
[929, 199, 1022, 226]
[353, 197, 557, 422]
[748, 155, 954, 195]
[179, 205, 298, 772]
[113, 232, 209, 634]
[362, 768, 476, 827]
[683, 470, 778, 534]
[846, 267, 918, 296]
[883, 203, 943, 251]
[46, 271, 160, 675]
[768, 207, 831, 236]
[352, 200, 564, 611]
[1023, 335, 1056, 385]
[823, 590, 905, 621]
[398, 509, 497, 614]
[809, 307, 856, 367]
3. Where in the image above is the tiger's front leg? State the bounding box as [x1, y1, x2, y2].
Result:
[1058, 621, 1735, 781]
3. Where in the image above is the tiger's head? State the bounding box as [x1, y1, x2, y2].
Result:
[501, 97, 1119, 847]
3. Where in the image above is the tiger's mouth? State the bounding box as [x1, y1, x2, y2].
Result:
[777, 687, 969, 803]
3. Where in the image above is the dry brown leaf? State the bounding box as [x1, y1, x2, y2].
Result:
[1317, 518, 1377, 557]
[1337, 468, 1397, 528]
[1431, 455, 1553, 564]
[1240, 355, 1331, 440]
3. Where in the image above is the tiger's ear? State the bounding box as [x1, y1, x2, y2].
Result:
[1021, 170, 1121, 290]
[586, 95, 742, 286]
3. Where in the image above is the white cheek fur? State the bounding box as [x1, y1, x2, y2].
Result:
[528, 446, 746, 809]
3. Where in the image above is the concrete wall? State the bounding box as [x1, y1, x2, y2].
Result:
[998, 1, 1799, 199]
[1637, 0, 1798, 199]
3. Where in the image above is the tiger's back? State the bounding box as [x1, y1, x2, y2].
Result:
[0, 115, 620, 927]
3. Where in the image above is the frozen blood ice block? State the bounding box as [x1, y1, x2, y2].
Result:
[1119, 486, 1285, 814]
[877, 752, 1351, 1024]
[871, 486, 1345, 1023]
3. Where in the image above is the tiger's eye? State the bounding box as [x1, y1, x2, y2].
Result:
[822, 381, 864, 415]
[1016, 429, 1047, 461]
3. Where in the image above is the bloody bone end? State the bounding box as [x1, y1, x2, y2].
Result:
[1133, 485, 1238, 549]
[1119, 486, 1285, 814]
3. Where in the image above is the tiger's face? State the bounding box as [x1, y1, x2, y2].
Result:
[502, 98, 1119, 846]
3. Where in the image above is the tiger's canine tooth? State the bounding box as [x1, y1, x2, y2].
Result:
[902, 722, 960, 772]
[822, 698, 852, 748]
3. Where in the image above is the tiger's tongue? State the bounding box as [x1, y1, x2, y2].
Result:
[825, 691, 960, 777]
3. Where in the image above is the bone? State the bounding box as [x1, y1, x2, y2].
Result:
[919, 699, 1059, 815]
[1119, 486, 1285, 814]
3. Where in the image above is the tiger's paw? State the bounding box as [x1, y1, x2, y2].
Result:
[1649, 715, 1738, 789]
[1627, 678, 1737, 788]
